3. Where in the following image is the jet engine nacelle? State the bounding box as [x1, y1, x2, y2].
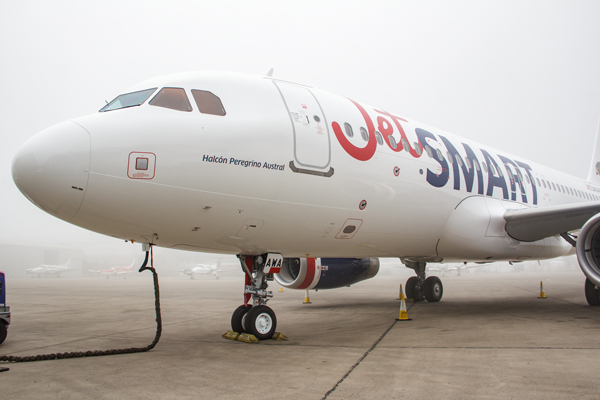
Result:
[274, 258, 379, 290]
[576, 213, 600, 287]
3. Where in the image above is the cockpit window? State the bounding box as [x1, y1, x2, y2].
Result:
[149, 87, 193, 112]
[191, 90, 226, 116]
[100, 88, 157, 112]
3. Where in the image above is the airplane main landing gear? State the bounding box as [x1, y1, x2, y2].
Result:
[403, 260, 443, 302]
[231, 255, 277, 340]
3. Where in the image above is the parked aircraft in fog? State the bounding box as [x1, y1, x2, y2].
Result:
[12, 71, 600, 340]
[179, 259, 222, 279]
[26, 259, 72, 278]
[89, 260, 136, 279]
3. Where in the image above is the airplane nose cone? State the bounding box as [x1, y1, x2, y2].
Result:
[12, 120, 91, 221]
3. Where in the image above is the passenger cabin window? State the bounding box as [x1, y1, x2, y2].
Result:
[401, 138, 410, 152]
[375, 131, 384, 145]
[191, 90, 226, 116]
[414, 142, 422, 156]
[436, 149, 445, 162]
[344, 123, 354, 138]
[100, 88, 157, 112]
[149, 87, 192, 112]
[425, 145, 433, 158]
[389, 136, 398, 150]
[360, 127, 369, 142]
[482, 162, 488, 173]
[516, 170, 523, 182]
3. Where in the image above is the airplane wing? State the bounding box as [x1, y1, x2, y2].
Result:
[504, 202, 600, 242]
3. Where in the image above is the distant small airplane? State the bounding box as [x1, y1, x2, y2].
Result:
[89, 260, 136, 279]
[180, 259, 222, 280]
[26, 259, 72, 278]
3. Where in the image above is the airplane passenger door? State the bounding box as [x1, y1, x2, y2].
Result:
[273, 81, 333, 177]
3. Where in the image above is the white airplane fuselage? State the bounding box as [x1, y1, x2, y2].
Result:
[12, 72, 596, 263]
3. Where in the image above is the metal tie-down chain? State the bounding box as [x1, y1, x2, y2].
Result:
[0, 246, 162, 363]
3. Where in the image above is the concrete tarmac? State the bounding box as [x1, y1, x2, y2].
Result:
[1, 268, 600, 399]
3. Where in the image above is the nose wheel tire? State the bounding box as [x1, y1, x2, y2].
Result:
[423, 276, 443, 302]
[231, 305, 252, 333]
[245, 305, 277, 340]
[585, 278, 600, 306]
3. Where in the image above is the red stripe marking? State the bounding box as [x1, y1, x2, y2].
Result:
[244, 257, 253, 306]
[297, 258, 316, 290]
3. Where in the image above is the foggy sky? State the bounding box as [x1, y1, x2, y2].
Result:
[1, 0, 599, 250]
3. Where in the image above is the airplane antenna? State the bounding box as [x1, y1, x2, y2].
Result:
[266, 68, 274, 77]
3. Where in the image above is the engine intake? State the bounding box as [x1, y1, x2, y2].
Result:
[576, 213, 600, 287]
[274, 258, 379, 290]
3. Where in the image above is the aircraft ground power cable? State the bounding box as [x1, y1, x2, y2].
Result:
[0, 246, 162, 364]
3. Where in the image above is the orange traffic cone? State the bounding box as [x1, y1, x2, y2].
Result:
[396, 284, 411, 321]
[538, 281, 546, 299]
[303, 290, 312, 304]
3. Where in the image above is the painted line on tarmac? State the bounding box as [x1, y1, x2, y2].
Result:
[321, 302, 417, 399]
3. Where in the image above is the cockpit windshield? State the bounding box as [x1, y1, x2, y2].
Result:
[99, 88, 157, 112]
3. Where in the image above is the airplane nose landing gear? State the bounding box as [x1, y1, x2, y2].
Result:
[231, 304, 252, 333]
[231, 255, 277, 340]
[245, 305, 277, 340]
